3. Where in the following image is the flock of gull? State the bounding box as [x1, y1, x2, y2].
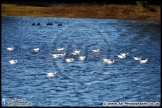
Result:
[7, 46, 148, 77]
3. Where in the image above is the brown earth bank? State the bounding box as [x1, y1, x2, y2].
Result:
[1, 2, 161, 21]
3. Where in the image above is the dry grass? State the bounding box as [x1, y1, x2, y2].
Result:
[1, 3, 161, 21]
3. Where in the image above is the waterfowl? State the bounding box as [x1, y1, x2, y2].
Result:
[79, 56, 86, 60]
[103, 59, 111, 63]
[139, 58, 148, 64]
[51, 54, 59, 58]
[106, 60, 114, 64]
[57, 48, 64, 51]
[33, 48, 40, 52]
[132, 56, 141, 60]
[57, 53, 66, 57]
[47, 22, 52, 25]
[37, 23, 40, 25]
[7, 47, 14, 51]
[46, 72, 56, 77]
[103, 59, 114, 64]
[72, 50, 80, 55]
[117, 54, 125, 59]
[92, 49, 99, 53]
[66, 58, 74, 63]
[120, 53, 129, 56]
[9, 59, 18, 65]
[58, 23, 62, 26]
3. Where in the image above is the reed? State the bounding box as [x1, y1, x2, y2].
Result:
[1, 3, 160, 21]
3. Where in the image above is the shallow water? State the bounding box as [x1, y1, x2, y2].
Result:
[2, 16, 161, 107]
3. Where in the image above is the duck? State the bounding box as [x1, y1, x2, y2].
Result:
[7, 47, 14, 51]
[139, 58, 148, 64]
[65, 58, 74, 63]
[9, 59, 18, 65]
[33, 48, 40, 52]
[58, 23, 62, 26]
[37, 23, 40, 25]
[46, 72, 56, 77]
[92, 49, 99, 53]
[79, 56, 86, 60]
[47, 22, 52, 25]
[57, 47, 64, 51]
[132, 56, 141, 60]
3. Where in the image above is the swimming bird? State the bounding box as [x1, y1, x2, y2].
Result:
[132, 56, 141, 60]
[7, 47, 14, 51]
[117, 54, 126, 59]
[139, 58, 148, 64]
[57, 53, 66, 57]
[57, 47, 64, 51]
[58, 23, 62, 26]
[51, 53, 59, 58]
[103, 59, 114, 64]
[92, 49, 99, 53]
[106, 60, 115, 64]
[66, 58, 74, 63]
[79, 56, 86, 60]
[33, 48, 40, 52]
[103, 59, 111, 63]
[37, 23, 40, 25]
[120, 53, 129, 56]
[46, 72, 56, 77]
[72, 50, 80, 55]
[9, 59, 18, 65]
[47, 22, 52, 25]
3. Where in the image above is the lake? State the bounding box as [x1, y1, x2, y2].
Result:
[1, 16, 161, 107]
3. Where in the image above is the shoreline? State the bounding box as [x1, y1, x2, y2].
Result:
[1, 3, 161, 21]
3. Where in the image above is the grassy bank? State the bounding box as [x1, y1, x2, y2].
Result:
[1, 3, 161, 21]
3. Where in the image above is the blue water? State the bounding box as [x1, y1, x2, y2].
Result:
[2, 16, 161, 107]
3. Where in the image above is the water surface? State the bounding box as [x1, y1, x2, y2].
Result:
[2, 16, 161, 106]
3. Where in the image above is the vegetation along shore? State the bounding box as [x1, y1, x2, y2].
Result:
[1, 1, 161, 21]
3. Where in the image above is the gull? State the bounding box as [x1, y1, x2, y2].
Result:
[103, 59, 114, 64]
[46, 72, 56, 77]
[117, 54, 126, 59]
[120, 53, 129, 56]
[33, 48, 40, 52]
[72, 50, 80, 55]
[92, 49, 99, 53]
[73, 50, 80, 54]
[9, 59, 18, 65]
[139, 58, 148, 64]
[7, 47, 14, 51]
[72, 52, 78, 55]
[57, 53, 66, 57]
[51, 53, 59, 58]
[79, 56, 86, 60]
[57, 47, 64, 51]
[66, 58, 74, 63]
[103, 59, 111, 63]
[106, 60, 115, 64]
[132, 56, 141, 60]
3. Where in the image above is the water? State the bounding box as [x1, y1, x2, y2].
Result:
[2, 16, 161, 107]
